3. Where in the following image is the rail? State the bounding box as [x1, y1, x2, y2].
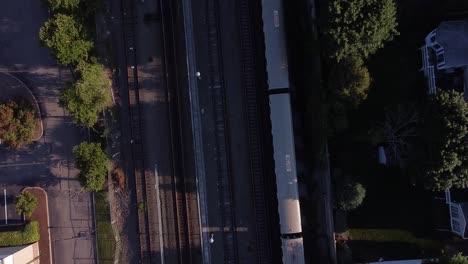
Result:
[238, 0, 273, 262]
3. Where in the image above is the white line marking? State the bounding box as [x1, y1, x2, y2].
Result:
[155, 164, 164, 263]
[4, 189, 7, 225]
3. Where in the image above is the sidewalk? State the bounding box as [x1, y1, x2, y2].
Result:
[25, 187, 52, 264]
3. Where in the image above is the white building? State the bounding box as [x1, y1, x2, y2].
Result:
[0, 243, 40, 264]
[421, 20, 468, 99]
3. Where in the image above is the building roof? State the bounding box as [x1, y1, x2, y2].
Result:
[435, 21, 468, 68]
[0, 242, 39, 264]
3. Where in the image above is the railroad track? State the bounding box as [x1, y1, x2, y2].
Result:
[238, 0, 274, 262]
[205, 0, 239, 263]
[120, 0, 198, 263]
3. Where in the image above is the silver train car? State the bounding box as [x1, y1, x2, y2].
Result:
[261, 0, 305, 263]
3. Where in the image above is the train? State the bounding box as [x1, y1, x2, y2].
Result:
[260, 0, 306, 263]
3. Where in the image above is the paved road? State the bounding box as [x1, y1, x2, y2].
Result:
[0, 1, 96, 263]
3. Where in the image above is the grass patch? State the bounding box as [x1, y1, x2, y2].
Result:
[348, 228, 439, 249]
[95, 191, 115, 264]
[0, 221, 40, 247]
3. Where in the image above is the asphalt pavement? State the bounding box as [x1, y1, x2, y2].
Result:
[0, 1, 96, 263]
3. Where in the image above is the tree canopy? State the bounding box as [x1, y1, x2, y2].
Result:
[329, 57, 371, 108]
[0, 98, 36, 148]
[325, 0, 398, 61]
[336, 177, 366, 211]
[60, 61, 112, 127]
[423, 90, 468, 191]
[39, 14, 93, 65]
[441, 253, 468, 264]
[73, 142, 108, 192]
[47, 0, 80, 11]
[15, 190, 38, 218]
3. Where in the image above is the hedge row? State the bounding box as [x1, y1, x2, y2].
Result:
[0, 221, 40, 247]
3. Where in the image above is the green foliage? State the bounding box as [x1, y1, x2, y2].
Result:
[61, 61, 112, 127]
[39, 14, 93, 65]
[336, 177, 366, 211]
[423, 89, 468, 191]
[441, 253, 468, 264]
[348, 228, 439, 249]
[138, 202, 145, 212]
[0, 221, 40, 247]
[15, 190, 38, 218]
[325, 0, 398, 61]
[47, 0, 80, 11]
[95, 191, 115, 263]
[73, 142, 108, 192]
[0, 98, 36, 148]
[329, 57, 371, 108]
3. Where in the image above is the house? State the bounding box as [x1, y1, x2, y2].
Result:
[445, 189, 468, 239]
[0, 242, 40, 264]
[421, 20, 468, 99]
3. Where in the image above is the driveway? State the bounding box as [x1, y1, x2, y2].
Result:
[0, 1, 96, 263]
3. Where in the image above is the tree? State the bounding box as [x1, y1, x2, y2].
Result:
[73, 142, 108, 192]
[328, 57, 371, 108]
[0, 98, 36, 148]
[370, 104, 420, 168]
[39, 14, 93, 65]
[423, 89, 468, 191]
[440, 253, 468, 264]
[47, 0, 80, 11]
[60, 61, 112, 127]
[15, 190, 38, 218]
[325, 0, 398, 61]
[336, 177, 366, 211]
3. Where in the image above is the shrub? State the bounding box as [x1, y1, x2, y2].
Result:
[0, 98, 36, 148]
[112, 167, 125, 189]
[15, 190, 38, 218]
[328, 57, 371, 108]
[0, 221, 40, 247]
[73, 142, 109, 192]
[336, 177, 366, 211]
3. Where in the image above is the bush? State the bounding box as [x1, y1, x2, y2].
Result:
[112, 167, 125, 189]
[0, 98, 36, 148]
[73, 142, 109, 192]
[15, 190, 38, 218]
[0, 221, 40, 247]
[328, 57, 371, 108]
[441, 253, 468, 264]
[336, 177, 366, 211]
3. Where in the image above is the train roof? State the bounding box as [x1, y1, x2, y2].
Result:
[261, 0, 290, 89]
[281, 237, 305, 264]
[269, 93, 302, 234]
